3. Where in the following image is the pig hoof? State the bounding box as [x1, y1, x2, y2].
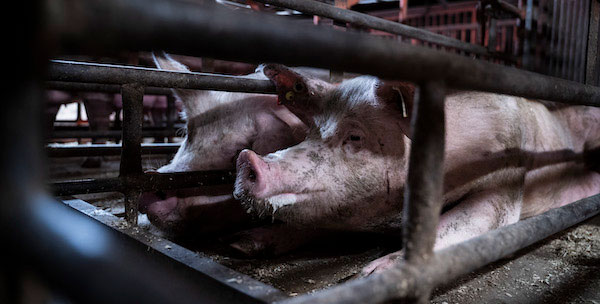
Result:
[359, 251, 404, 277]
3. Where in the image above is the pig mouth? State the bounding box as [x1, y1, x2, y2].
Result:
[234, 188, 325, 219]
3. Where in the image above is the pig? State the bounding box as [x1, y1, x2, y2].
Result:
[139, 53, 308, 237]
[233, 64, 600, 274]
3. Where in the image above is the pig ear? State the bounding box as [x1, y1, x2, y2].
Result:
[152, 51, 207, 118]
[375, 81, 415, 137]
[262, 64, 331, 127]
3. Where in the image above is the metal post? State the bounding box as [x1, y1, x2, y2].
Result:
[585, 0, 600, 85]
[402, 80, 446, 303]
[522, 0, 534, 69]
[120, 83, 144, 225]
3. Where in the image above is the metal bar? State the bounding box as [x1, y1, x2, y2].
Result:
[402, 81, 446, 303]
[565, 0, 579, 80]
[46, 80, 172, 95]
[561, 0, 574, 79]
[253, 0, 491, 57]
[120, 83, 144, 224]
[555, 0, 567, 76]
[62, 198, 287, 303]
[522, 0, 533, 69]
[48, 60, 276, 94]
[46, 143, 180, 157]
[51, 171, 236, 196]
[575, 0, 590, 83]
[48, 0, 600, 106]
[585, 0, 600, 85]
[49, 130, 179, 139]
[283, 193, 600, 304]
[548, 0, 559, 74]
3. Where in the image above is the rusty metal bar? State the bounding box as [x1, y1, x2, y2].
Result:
[45, 80, 172, 95]
[283, 193, 600, 304]
[253, 0, 491, 57]
[120, 83, 144, 224]
[402, 81, 447, 303]
[402, 83, 446, 262]
[46, 143, 180, 157]
[48, 60, 276, 94]
[51, 171, 236, 196]
[586, 0, 600, 85]
[48, 0, 600, 106]
[49, 129, 179, 139]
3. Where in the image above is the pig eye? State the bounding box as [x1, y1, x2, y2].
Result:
[293, 82, 305, 92]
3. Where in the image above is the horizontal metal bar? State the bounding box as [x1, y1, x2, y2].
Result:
[63, 198, 287, 303]
[283, 193, 600, 303]
[254, 0, 490, 56]
[2, 194, 266, 304]
[49, 130, 179, 139]
[51, 171, 236, 196]
[46, 81, 172, 95]
[48, 0, 600, 106]
[48, 60, 276, 94]
[46, 143, 180, 157]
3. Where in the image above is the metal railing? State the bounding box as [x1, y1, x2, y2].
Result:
[4, 0, 598, 303]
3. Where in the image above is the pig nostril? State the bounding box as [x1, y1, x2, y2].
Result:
[248, 168, 257, 182]
[155, 190, 167, 200]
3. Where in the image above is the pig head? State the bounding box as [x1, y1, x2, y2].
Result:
[140, 54, 307, 234]
[234, 64, 414, 232]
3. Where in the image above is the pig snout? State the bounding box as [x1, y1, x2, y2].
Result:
[235, 149, 272, 199]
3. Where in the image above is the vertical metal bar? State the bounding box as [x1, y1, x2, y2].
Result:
[402, 80, 446, 303]
[488, 18, 498, 52]
[566, 0, 579, 80]
[573, 0, 588, 82]
[555, 0, 567, 76]
[585, 0, 600, 85]
[523, 0, 534, 69]
[561, 0, 573, 79]
[166, 94, 175, 137]
[549, 0, 559, 74]
[120, 83, 144, 225]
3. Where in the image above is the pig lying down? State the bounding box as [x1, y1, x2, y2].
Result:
[234, 64, 600, 274]
[139, 53, 308, 236]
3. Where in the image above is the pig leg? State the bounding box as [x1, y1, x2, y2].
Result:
[361, 185, 523, 276]
[82, 97, 114, 168]
[225, 224, 326, 257]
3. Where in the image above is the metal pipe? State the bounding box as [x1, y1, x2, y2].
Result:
[48, 60, 276, 94]
[120, 83, 144, 224]
[47, 0, 600, 106]
[402, 81, 446, 303]
[49, 130, 179, 139]
[253, 0, 491, 56]
[282, 193, 600, 304]
[46, 80, 172, 95]
[50, 171, 236, 196]
[46, 143, 180, 157]
[585, 0, 600, 85]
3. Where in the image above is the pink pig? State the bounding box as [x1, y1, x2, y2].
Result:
[234, 64, 600, 274]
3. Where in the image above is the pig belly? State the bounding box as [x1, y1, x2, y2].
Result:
[522, 161, 600, 218]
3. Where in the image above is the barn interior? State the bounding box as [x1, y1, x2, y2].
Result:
[4, 0, 600, 303]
